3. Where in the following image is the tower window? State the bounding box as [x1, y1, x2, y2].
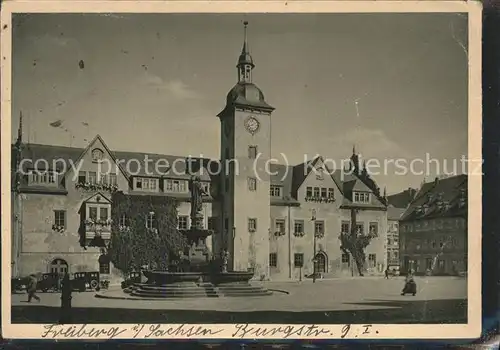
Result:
[248, 177, 257, 191]
[248, 218, 257, 232]
[248, 146, 257, 159]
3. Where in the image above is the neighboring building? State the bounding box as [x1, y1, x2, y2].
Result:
[399, 175, 467, 276]
[387, 187, 417, 209]
[386, 206, 405, 270]
[11, 23, 389, 281]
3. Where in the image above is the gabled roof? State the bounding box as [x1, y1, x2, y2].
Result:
[65, 134, 130, 181]
[84, 192, 111, 204]
[400, 175, 467, 222]
[290, 156, 344, 198]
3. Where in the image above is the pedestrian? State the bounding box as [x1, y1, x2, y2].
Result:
[59, 272, 73, 324]
[26, 274, 40, 302]
[384, 267, 389, 279]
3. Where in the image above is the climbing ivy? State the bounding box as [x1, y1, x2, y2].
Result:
[339, 208, 374, 276]
[109, 191, 188, 274]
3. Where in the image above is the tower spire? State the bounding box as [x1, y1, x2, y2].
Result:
[237, 21, 254, 83]
[242, 21, 248, 55]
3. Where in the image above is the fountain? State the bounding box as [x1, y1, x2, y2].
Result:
[123, 175, 271, 299]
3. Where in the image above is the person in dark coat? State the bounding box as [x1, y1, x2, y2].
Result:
[384, 267, 389, 279]
[401, 269, 417, 296]
[26, 274, 40, 302]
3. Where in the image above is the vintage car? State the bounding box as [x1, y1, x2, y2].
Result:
[121, 271, 142, 289]
[72, 271, 100, 292]
[11, 276, 29, 293]
[36, 273, 61, 292]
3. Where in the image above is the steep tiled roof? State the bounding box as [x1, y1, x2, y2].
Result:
[388, 206, 406, 221]
[387, 188, 417, 209]
[12, 142, 389, 209]
[400, 175, 467, 222]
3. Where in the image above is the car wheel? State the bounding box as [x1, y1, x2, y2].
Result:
[90, 280, 99, 290]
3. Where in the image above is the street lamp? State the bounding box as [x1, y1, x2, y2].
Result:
[311, 209, 317, 284]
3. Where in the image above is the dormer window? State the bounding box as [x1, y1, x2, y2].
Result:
[91, 148, 104, 163]
[353, 191, 370, 204]
[135, 177, 159, 192]
[165, 179, 187, 193]
[28, 169, 58, 186]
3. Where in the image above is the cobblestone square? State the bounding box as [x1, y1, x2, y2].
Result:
[11, 276, 467, 324]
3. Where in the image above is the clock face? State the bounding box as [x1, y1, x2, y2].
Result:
[244, 116, 260, 135]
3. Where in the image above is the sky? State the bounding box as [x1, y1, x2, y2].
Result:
[11, 13, 469, 194]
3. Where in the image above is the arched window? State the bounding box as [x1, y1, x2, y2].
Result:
[314, 252, 328, 273]
[50, 258, 68, 274]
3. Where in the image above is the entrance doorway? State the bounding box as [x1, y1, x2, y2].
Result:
[50, 258, 68, 274]
[314, 252, 327, 273]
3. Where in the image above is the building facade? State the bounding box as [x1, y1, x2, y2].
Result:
[11, 24, 389, 281]
[386, 206, 405, 270]
[399, 175, 467, 276]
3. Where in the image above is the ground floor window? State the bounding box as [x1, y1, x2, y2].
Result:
[438, 259, 445, 271]
[426, 257, 433, 270]
[368, 254, 376, 268]
[294, 253, 304, 268]
[269, 253, 277, 267]
[341, 253, 350, 265]
[314, 252, 327, 273]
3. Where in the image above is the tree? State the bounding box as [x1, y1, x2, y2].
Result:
[109, 192, 188, 274]
[339, 208, 375, 276]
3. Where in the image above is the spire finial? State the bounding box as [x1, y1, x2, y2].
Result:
[352, 144, 356, 155]
[242, 21, 249, 54]
[383, 186, 387, 198]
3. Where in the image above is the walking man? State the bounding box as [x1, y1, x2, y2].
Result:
[27, 274, 40, 302]
[384, 267, 389, 279]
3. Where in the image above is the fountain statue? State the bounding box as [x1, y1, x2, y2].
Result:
[122, 175, 272, 298]
[185, 175, 212, 270]
[221, 249, 229, 273]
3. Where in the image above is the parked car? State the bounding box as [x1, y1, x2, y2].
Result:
[36, 273, 61, 292]
[73, 271, 100, 292]
[121, 271, 142, 289]
[11, 276, 29, 293]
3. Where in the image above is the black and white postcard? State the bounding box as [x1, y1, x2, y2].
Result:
[1, 0, 482, 340]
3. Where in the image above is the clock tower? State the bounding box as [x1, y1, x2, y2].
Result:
[216, 21, 275, 278]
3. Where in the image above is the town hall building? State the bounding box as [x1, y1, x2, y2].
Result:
[11, 23, 389, 282]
